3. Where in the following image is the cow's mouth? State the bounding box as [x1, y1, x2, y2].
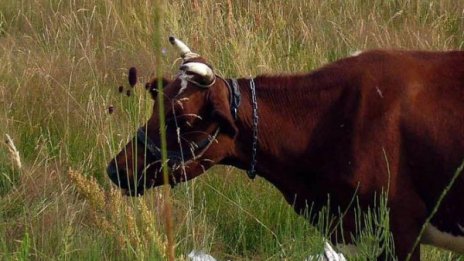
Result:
[122, 187, 144, 197]
[126, 164, 183, 195]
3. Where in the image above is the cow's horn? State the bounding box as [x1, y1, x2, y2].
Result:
[180, 62, 214, 84]
[169, 36, 200, 60]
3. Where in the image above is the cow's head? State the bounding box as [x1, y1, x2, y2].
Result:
[107, 37, 238, 196]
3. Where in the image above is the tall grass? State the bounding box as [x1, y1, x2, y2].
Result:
[0, 0, 463, 260]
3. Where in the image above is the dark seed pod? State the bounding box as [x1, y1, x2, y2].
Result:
[108, 105, 114, 114]
[128, 67, 137, 87]
[118, 85, 124, 93]
[126, 89, 131, 97]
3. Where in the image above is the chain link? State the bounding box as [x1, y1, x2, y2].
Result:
[247, 78, 259, 179]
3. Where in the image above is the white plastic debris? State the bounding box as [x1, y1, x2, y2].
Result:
[188, 250, 217, 261]
[187, 242, 345, 261]
[305, 241, 347, 261]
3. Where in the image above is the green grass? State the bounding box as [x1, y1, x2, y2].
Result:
[0, 0, 463, 260]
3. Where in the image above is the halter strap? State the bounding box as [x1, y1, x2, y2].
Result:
[220, 77, 241, 120]
[137, 127, 220, 164]
[222, 77, 259, 179]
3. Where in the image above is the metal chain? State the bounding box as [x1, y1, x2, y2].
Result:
[247, 78, 258, 179]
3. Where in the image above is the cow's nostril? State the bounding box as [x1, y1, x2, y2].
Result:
[107, 163, 127, 188]
[106, 163, 117, 178]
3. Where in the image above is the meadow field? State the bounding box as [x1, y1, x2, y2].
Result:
[1, 0, 463, 260]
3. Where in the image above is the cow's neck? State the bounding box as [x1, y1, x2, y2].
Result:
[230, 72, 354, 194]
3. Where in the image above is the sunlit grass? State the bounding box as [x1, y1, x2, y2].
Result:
[0, 0, 463, 259]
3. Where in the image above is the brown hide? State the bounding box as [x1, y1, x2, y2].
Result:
[108, 49, 464, 260]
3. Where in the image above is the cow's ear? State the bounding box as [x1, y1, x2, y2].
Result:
[145, 77, 171, 99]
[208, 87, 238, 138]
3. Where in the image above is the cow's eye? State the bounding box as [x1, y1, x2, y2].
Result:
[173, 119, 191, 130]
[165, 117, 190, 131]
[180, 120, 192, 129]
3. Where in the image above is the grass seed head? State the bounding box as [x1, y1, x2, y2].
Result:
[4, 134, 22, 169]
[68, 169, 105, 210]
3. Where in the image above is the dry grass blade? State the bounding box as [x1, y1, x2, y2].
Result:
[1, 0, 463, 259]
[4, 134, 22, 169]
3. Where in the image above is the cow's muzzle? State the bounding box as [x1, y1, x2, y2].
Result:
[106, 162, 145, 196]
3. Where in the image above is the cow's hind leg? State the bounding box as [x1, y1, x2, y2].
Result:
[389, 196, 427, 261]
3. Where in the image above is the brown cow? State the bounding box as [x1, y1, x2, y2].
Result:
[107, 37, 464, 260]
